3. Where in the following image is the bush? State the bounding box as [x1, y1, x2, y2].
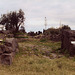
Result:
[61, 25, 71, 30]
[43, 28, 60, 35]
[28, 31, 36, 36]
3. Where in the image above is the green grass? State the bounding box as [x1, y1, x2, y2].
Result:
[0, 54, 75, 75]
[40, 38, 47, 42]
[15, 36, 28, 38]
[15, 32, 26, 35]
[0, 38, 75, 75]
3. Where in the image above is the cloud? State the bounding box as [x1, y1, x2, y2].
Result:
[0, 0, 75, 32]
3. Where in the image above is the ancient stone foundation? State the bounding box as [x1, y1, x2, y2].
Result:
[61, 30, 75, 56]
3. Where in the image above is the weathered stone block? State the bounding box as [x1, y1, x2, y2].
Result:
[1, 53, 14, 65]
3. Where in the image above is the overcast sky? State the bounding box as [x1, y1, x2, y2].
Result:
[0, 0, 75, 32]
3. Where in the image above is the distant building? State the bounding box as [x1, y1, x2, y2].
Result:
[0, 24, 5, 30]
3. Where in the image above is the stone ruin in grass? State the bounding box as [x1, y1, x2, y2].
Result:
[61, 30, 75, 56]
[0, 30, 18, 65]
[43, 29, 61, 41]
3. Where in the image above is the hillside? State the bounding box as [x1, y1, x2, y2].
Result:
[0, 36, 75, 75]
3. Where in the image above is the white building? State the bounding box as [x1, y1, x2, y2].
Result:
[0, 24, 5, 30]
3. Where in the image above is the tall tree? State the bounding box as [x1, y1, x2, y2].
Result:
[0, 9, 25, 32]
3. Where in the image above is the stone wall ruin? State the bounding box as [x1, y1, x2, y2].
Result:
[0, 30, 18, 65]
[61, 30, 75, 56]
[0, 38, 18, 65]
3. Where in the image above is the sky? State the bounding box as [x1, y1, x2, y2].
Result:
[0, 0, 75, 32]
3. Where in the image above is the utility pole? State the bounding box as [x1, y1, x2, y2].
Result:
[45, 17, 47, 30]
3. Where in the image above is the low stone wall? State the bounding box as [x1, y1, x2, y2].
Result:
[61, 30, 75, 55]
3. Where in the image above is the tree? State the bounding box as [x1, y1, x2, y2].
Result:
[0, 9, 25, 32]
[61, 25, 71, 30]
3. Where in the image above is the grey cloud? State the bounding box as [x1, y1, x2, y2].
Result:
[0, 0, 75, 32]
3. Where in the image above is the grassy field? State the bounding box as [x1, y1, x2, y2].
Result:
[0, 37, 75, 75]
